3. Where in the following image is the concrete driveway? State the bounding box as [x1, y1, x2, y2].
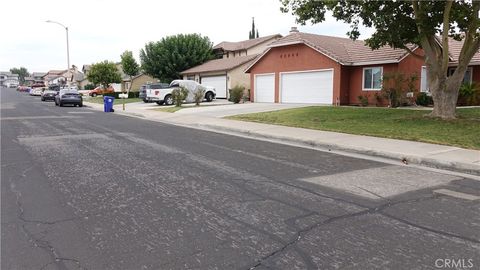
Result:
[173, 101, 313, 118]
[119, 99, 314, 118]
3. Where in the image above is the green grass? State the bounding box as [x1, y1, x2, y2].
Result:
[85, 97, 142, 105]
[228, 107, 480, 150]
[153, 107, 184, 113]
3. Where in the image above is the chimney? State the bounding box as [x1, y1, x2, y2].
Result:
[290, 27, 299, 33]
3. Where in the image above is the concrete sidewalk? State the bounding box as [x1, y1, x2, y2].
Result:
[84, 101, 480, 176]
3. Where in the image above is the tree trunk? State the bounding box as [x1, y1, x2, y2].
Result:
[430, 76, 462, 119]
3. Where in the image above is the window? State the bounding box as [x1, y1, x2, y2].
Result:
[363, 67, 383, 90]
[422, 66, 473, 93]
[448, 67, 473, 84]
[420, 66, 430, 92]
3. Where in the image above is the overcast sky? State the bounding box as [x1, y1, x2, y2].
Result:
[0, 0, 374, 73]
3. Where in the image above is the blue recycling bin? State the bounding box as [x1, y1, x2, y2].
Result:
[103, 96, 115, 112]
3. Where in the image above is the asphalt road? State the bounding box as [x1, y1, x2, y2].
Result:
[2, 88, 479, 270]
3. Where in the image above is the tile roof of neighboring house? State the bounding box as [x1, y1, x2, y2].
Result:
[213, 34, 282, 52]
[448, 38, 480, 64]
[43, 70, 67, 78]
[181, 54, 259, 74]
[32, 72, 47, 77]
[267, 32, 417, 66]
[250, 32, 480, 69]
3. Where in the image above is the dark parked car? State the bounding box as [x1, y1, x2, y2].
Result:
[41, 84, 60, 101]
[55, 89, 83, 107]
[140, 83, 169, 103]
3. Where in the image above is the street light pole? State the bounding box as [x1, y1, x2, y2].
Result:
[46, 20, 70, 84]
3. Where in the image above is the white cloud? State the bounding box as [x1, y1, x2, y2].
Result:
[0, 0, 374, 72]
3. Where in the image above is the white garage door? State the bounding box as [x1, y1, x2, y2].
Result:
[255, 74, 275, 103]
[201, 76, 227, 98]
[281, 70, 333, 104]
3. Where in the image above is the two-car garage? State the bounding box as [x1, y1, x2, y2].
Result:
[254, 70, 334, 104]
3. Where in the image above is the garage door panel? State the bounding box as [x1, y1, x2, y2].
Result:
[202, 76, 227, 98]
[281, 71, 333, 104]
[255, 74, 275, 103]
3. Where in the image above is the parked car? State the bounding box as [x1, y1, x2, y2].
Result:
[31, 82, 46, 88]
[17, 86, 31, 92]
[55, 88, 83, 107]
[29, 87, 44, 96]
[146, 80, 216, 106]
[41, 85, 60, 101]
[89, 86, 114, 97]
[8, 82, 18, 88]
[140, 83, 170, 103]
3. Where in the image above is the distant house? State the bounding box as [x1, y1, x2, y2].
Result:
[79, 65, 92, 89]
[0, 72, 19, 87]
[181, 34, 281, 99]
[43, 70, 67, 85]
[48, 75, 67, 85]
[32, 72, 47, 81]
[129, 74, 158, 92]
[245, 27, 480, 105]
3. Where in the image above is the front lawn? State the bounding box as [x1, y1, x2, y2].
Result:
[153, 107, 183, 113]
[85, 97, 142, 105]
[228, 107, 480, 149]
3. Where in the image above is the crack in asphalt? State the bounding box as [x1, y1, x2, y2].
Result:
[8, 168, 89, 270]
[11, 112, 478, 269]
[71, 130, 480, 269]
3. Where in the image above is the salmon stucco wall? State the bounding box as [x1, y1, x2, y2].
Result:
[248, 44, 342, 103]
[348, 63, 398, 105]
[398, 48, 426, 93]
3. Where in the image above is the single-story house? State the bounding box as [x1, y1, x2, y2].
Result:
[245, 27, 480, 105]
[127, 74, 158, 92]
[181, 34, 282, 98]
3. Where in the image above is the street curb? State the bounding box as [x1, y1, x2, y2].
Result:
[196, 123, 480, 176]
[84, 102, 480, 176]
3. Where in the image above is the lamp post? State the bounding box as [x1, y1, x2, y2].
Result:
[46, 20, 70, 84]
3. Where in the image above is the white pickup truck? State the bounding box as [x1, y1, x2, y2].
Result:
[146, 80, 216, 105]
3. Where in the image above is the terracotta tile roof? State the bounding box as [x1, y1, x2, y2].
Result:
[213, 34, 282, 52]
[181, 54, 258, 74]
[267, 32, 480, 66]
[268, 32, 415, 65]
[448, 38, 480, 64]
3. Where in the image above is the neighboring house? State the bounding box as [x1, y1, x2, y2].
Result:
[80, 65, 92, 89]
[214, 34, 282, 59]
[25, 76, 35, 85]
[24, 72, 47, 86]
[181, 55, 258, 98]
[0, 72, 19, 87]
[129, 74, 158, 92]
[181, 34, 281, 98]
[43, 70, 67, 85]
[48, 75, 67, 85]
[245, 27, 480, 105]
[42, 67, 85, 87]
[32, 72, 47, 81]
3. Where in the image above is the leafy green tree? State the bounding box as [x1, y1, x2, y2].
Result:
[280, 0, 480, 119]
[120, 50, 139, 94]
[140, 34, 213, 83]
[86, 61, 122, 89]
[10, 67, 29, 84]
